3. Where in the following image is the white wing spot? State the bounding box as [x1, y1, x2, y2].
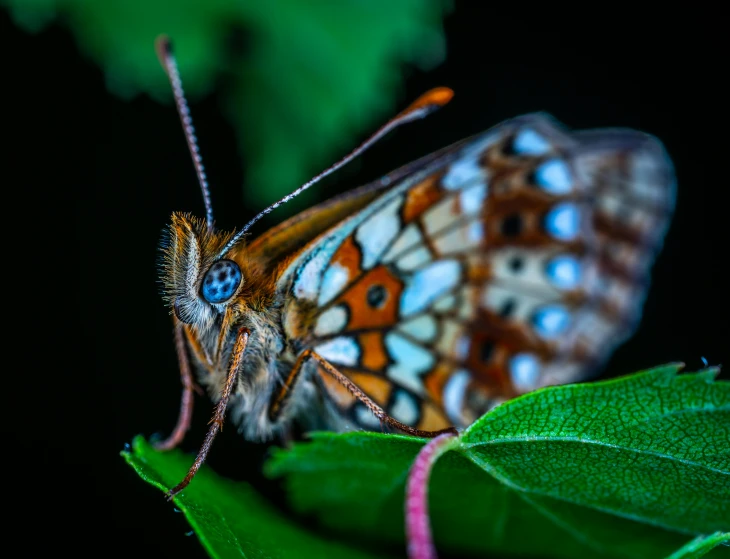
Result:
[441, 132, 499, 190]
[293, 246, 330, 301]
[509, 353, 541, 392]
[434, 221, 483, 256]
[442, 157, 485, 190]
[390, 390, 420, 425]
[443, 370, 470, 425]
[436, 319, 464, 359]
[459, 182, 488, 214]
[385, 332, 434, 395]
[356, 197, 402, 269]
[423, 197, 457, 236]
[401, 260, 461, 317]
[433, 294, 456, 312]
[318, 262, 350, 306]
[314, 336, 360, 367]
[354, 404, 382, 429]
[314, 305, 349, 337]
[383, 223, 422, 263]
[398, 314, 438, 343]
[455, 335, 471, 361]
[458, 286, 477, 320]
[630, 152, 671, 204]
[396, 246, 433, 272]
[468, 221, 484, 243]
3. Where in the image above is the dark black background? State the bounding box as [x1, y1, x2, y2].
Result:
[4, 3, 727, 557]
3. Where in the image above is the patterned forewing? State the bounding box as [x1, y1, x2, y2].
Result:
[282, 114, 674, 431]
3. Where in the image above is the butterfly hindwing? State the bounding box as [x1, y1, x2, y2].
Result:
[279, 113, 674, 431]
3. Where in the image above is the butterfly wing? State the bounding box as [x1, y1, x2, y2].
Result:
[277, 113, 675, 431]
[239, 147, 453, 275]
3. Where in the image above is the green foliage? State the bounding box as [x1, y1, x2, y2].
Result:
[122, 436, 393, 559]
[3, 0, 451, 205]
[123, 365, 729, 558]
[266, 365, 729, 558]
[459, 364, 730, 535]
[666, 533, 729, 559]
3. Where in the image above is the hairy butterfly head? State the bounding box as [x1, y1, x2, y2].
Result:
[159, 212, 244, 330]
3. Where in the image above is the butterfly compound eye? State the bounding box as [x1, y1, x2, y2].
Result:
[201, 260, 243, 304]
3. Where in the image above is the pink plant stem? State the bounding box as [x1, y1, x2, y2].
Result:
[405, 432, 458, 559]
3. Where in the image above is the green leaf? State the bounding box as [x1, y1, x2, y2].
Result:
[666, 533, 730, 559]
[121, 435, 393, 559]
[460, 363, 729, 534]
[3, 0, 450, 204]
[266, 365, 730, 558]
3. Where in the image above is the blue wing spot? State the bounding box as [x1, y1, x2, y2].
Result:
[533, 159, 572, 194]
[400, 261, 461, 317]
[532, 304, 571, 338]
[545, 255, 581, 289]
[543, 203, 580, 240]
[509, 353, 540, 391]
[512, 128, 551, 155]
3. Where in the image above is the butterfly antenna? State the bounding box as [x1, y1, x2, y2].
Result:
[155, 35, 215, 231]
[221, 87, 454, 253]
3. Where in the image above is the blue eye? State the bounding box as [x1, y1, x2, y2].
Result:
[201, 260, 242, 304]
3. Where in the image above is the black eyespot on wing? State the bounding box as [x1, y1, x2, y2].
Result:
[480, 341, 495, 363]
[501, 214, 522, 237]
[499, 299, 516, 318]
[508, 256, 524, 273]
[366, 284, 387, 309]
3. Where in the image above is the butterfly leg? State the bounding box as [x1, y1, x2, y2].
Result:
[311, 352, 458, 438]
[270, 349, 457, 438]
[268, 348, 312, 421]
[166, 327, 250, 499]
[154, 321, 199, 451]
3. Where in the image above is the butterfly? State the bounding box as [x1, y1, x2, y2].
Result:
[152, 37, 675, 496]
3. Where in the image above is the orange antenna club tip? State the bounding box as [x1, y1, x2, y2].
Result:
[403, 87, 455, 115]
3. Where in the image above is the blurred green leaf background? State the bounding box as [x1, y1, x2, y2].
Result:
[3, 0, 451, 205]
